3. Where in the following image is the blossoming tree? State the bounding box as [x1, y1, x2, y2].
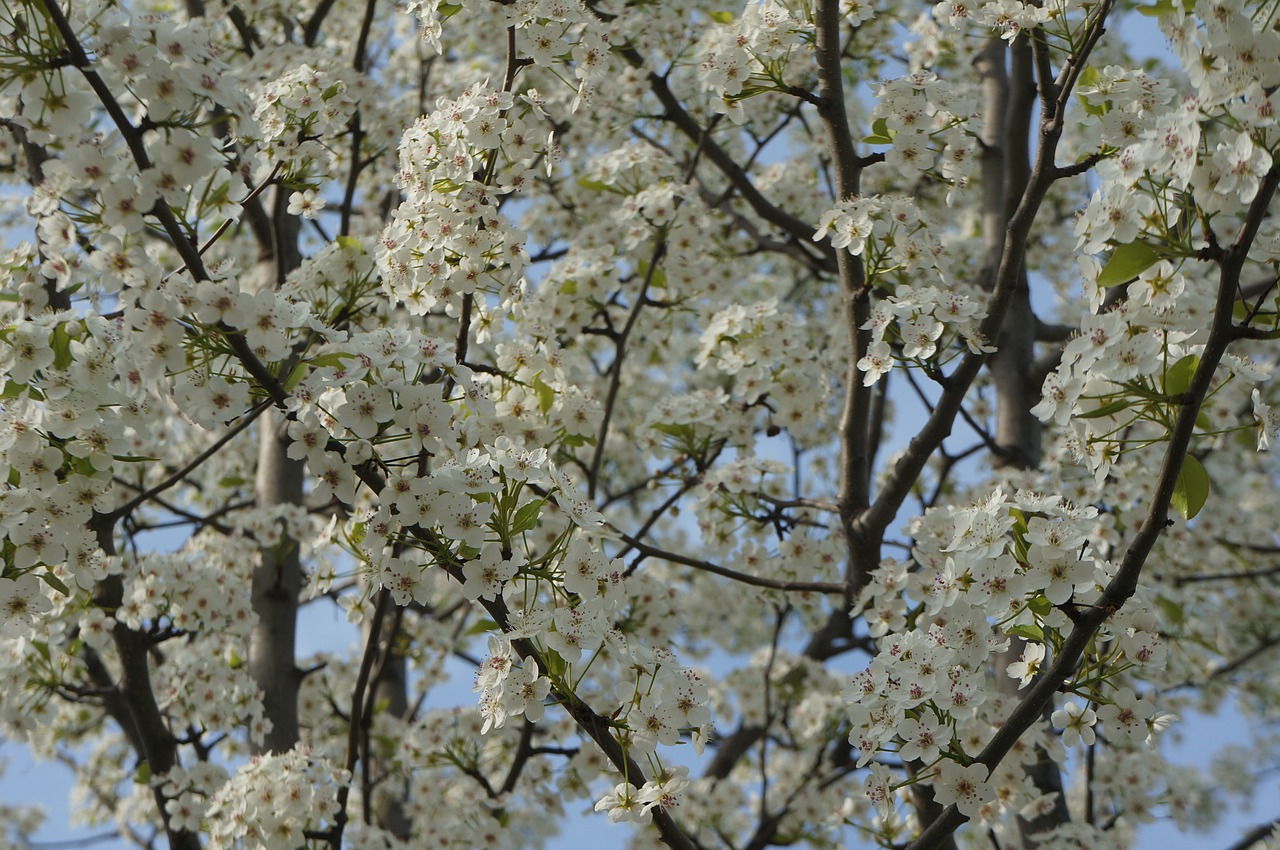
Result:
[2, 0, 1279, 847]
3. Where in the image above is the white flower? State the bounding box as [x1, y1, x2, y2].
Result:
[499, 663, 551, 723]
[594, 782, 651, 824]
[474, 635, 515, 694]
[1096, 687, 1155, 745]
[857, 340, 894, 386]
[461, 548, 521, 601]
[1253, 388, 1279, 451]
[1211, 131, 1270, 204]
[897, 713, 944, 762]
[1051, 701, 1098, 747]
[637, 766, 690, 814]
[0, 574, 53, 637]
[932, 761, 993, 817]
[863, 763, 897, 819]
[975, 0, 1050, 41]
[287, 189, 326, 219]
[1006, 642, 1046, 689]
[813, 198, 878, 255]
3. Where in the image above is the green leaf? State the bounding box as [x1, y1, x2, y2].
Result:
[1008, 507, 1028, 538]
[635, 258, 667, 290]
[50, 324, 73, 369]
[39, 571, 69, 596]
[709, 10, 735, 23]
[1076, 95, 1106, 117]
[1134, 0, 1176, 14]
[541, 648, 567, 679]
[1, 380, 28, 400]
[1076, 398, 1132, 420]
[1154, 594, 1185, 625]
[335, 235, 364, 253]
[283, 361, 307, 392]
[512, 499, 545, 535]
[863, 117, 893, 145]
[438, 2, 464, 18]
[134, 762, 151, 785]
[1006, 624, 1045, 642]
[575, 176, 625, 194]
[1163, 354, 1199, 397]
[652, 422, 694, 439]
[1171, 454, 1209, 520]
[463, 619, 499, 637]
[309, 352, 353, 369]
[1009, 510, 1030, 562]
[203, 180, 230, 211]
[219, 475, 248, 488]
[532, 375, 555, 415]
[1098, 241, 1161, 288]
[68, 455, 96, 478]
[30, 640, 51, 662]
[776, 666, 809, 700]
[1028, 594, 1052, 617]
[321, 83, 342, 101]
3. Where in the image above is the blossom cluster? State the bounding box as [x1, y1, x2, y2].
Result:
[695, 0, 813, 123]
[933, 0, 1051, 40]
[474, 636, 552, 733]
[869, 71, 980, 185]
[244, 62, 358, 181]
[594, 765, 691, 825]
[696, 298, 832, 438]
[858, 282, 989, 385]
[205, 748, 348, 849]
[849, 487, 1171, 817]
[1033, 287, 1271, 480]
[3, 0, 1279, 847]
[377, 84, 544, 316]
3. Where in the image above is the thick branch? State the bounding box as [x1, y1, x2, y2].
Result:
[857, 0, 1116, 541]
[906, 159, 1280, 850]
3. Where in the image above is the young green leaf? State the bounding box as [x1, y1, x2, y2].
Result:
[863, 117, 894, 145]
[512, 498, 546, 535]
[1163, 354, 1199, 397]
[1098, 241, 1161, 288]
[1170, 454, 1209, 520]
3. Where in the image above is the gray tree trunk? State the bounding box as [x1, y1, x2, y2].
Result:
[249, 196, 304, 754]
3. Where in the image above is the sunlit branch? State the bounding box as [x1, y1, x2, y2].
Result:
[615, 532, 847, 595]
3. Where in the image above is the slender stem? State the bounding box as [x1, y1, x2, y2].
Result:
[616, 533, 846, 594]
[588, 239, 665, 498]
[330, 589, 393, 847]
[105, 400, 270, 523]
